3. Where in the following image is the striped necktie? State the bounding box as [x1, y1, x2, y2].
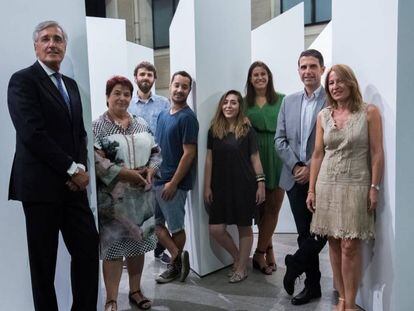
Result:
[53, 72, 71, 115]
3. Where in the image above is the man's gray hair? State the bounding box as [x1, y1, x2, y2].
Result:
[33, 20, 68, 42]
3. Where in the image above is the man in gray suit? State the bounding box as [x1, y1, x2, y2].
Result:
[275, 49, 327, 305]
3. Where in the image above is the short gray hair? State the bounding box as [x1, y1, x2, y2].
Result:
[33, 20, 68, 42]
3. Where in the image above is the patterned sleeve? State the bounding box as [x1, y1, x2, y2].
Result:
[93, 115, 123, 185]
[92, 119, 103, 149]
[94, 149, 122, 186]
[148, 142, 162, 169]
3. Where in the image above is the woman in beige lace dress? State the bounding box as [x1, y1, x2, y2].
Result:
[306, 64, 384, 311]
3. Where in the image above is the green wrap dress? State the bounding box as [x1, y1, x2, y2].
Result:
[245, 93, 284, 190]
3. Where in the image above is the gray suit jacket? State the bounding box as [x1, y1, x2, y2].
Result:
[275, 88, 326, 191]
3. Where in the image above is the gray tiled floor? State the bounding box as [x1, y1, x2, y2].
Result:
[110, 234, 341, 311]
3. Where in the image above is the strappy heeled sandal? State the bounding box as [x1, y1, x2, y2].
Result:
[266, 246, 277, 271]
[105, 300, 117, 311]
[129, 289, 152, 310]
[252, 249, 273, 275]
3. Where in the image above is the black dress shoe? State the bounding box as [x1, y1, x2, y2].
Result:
[291, 287, 322, 305]
[283, 254, 301, 295]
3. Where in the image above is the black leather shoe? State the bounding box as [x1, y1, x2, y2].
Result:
[283, 254, 300, 295]
[291, 287, 322, 305]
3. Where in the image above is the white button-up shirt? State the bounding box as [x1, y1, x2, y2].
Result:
[300, 85, 322, 162]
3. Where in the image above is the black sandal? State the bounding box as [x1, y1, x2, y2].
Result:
[266, 246, 277, 272]
[105, 300, 117, 311]
[252, 249, 273, 275]
[129, 290, 152, 310]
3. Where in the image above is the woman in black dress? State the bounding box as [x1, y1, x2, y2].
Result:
[204, 90, 265, 283]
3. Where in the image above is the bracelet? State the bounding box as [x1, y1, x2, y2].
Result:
[371, 184, 380, 191]
[256, 174, 266, 183]
[308, 190, 314, 193]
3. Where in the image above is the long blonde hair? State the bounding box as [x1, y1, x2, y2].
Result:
[325, 64, 364, 112]
[210, 90, 250, 139]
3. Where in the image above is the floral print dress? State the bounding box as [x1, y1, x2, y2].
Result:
[93, 112, 161, 259]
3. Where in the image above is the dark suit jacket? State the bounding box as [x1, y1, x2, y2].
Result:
[7, 61, 88, 202]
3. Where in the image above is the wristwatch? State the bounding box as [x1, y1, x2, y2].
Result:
[371, 184, 380, 191]
[69, 167, 80, 177]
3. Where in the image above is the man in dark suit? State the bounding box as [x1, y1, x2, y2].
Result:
[7, 21, 98, 311]
[275, 49, 328, 306]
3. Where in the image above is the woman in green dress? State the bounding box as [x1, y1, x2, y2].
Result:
[245, 61, 285, 275]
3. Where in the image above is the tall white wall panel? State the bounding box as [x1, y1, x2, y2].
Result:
[251, 3, 304, 233]
[169, 0, 196, 109]
[87, 17, 155, 120]
[86, 17, 155, 121]
[170, 0, 251, 275]
[309, 21, 332, 82]
[86, 17, 128, 120]
[252, 3, 304, 95]
[332, 0, 398, 310]
[0, 1, 93, 310]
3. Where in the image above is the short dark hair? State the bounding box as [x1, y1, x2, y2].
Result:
[298, 49, 324, 67]
[106, 75, 133, 97]
[170, 70, 193, 88]
[133, 61, 157, 79]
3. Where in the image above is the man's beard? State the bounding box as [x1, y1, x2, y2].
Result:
[138, 81, 153, 93]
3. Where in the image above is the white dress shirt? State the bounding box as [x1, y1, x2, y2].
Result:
[300, 85, 322, 162]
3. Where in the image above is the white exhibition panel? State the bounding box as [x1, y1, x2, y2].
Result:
[332, 0, 398, 310]
[86, 17, 155, 120]
[251, 3, 304, 234]
[86, 17, 129, 120]
[126, 42, 154, 96]
[309, 21, 332, 82]
[0, 1, 94, 310]
[252, 3, 304, 95]
[170, 0, 251, 276]
[169, 0, 196, 109]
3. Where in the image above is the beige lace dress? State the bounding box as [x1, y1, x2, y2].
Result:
[310, 105, 375, 240]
